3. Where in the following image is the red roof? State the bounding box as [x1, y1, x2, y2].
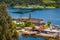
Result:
[37, 28, 44, 31]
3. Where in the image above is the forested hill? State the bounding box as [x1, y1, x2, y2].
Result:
[0, 0, 60, 8]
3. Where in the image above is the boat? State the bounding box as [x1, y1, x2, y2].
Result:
[35, 28, 60, 38]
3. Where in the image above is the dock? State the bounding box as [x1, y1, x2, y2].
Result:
[16, 29, 60, 40]
[22, 31, 59, 38]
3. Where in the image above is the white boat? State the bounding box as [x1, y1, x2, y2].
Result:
[36, 28, 60, 38]
[36, 33, 58, 38]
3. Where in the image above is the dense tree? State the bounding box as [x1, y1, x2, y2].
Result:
[0, 0, 60, 8]
[54, 0, 60, 8]
[0, 2, 18, 40]
[47, 21, 51, 27]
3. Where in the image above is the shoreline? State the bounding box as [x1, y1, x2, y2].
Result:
[14, 5, 56, 9]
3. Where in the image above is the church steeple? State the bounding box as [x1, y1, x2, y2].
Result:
[29, 13, 32, 20]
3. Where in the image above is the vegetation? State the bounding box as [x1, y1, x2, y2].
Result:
[41, 21, 51, 29]
[15, 19, 35, 28]
[45, 38, 55, 40]
[0, 2, 18, 40]
[47, 21, 51, 27]
[0, 0, 60, 8]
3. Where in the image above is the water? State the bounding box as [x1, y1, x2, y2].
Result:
[19, 36, 44, 40]
[8, 8, 60, 40]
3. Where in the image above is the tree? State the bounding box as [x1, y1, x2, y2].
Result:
[47, 21, 51, 27]
[0, 2, 18, 40]
[54, 0, 60, 8]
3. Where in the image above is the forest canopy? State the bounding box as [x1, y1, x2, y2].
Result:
[0, 0, 60, 8]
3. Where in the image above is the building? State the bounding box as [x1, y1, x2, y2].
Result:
[28, 18, 45, 26]
[12, 18, 45, 26]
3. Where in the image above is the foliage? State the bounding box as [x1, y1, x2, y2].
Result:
[0, 0, 60, 8]
[41, 21, 51, 29]
[45, 38, 54, 40]
[47, 21, 51, 27]
[0, 2, 18, 40]
[16, 19, 35, 28]
[41, 24, 48, 29]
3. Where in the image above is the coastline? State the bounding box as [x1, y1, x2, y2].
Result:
[14, 5, 56, 9]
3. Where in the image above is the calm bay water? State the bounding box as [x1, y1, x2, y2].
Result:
[8, 8, 60, 40]
[19, 36, 44, 40]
